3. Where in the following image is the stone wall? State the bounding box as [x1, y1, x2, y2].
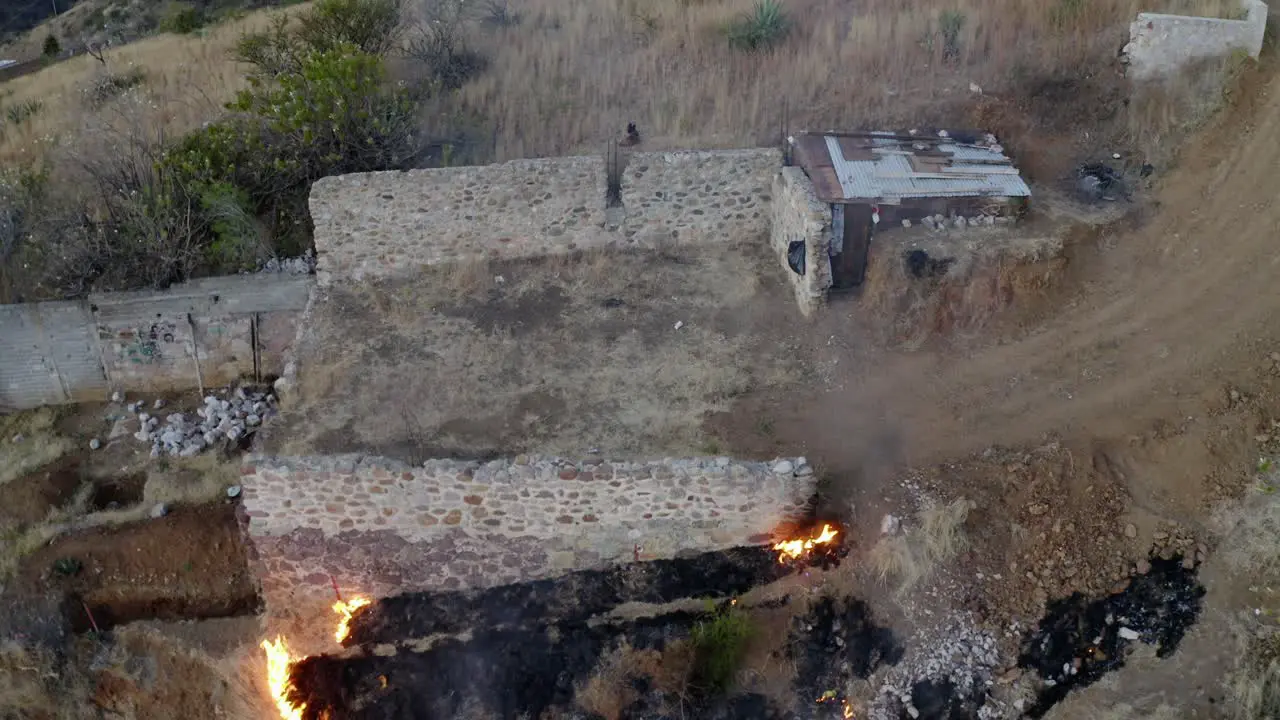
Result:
[241, 453, 816, 652]
[771, 167, 833, 316]
[309, 157, 610, 284]
[619, 149, 781, 245]
[0, 275, 313, 410]
[309, 149, 783, 283]
[1123, 0, 1267, 80]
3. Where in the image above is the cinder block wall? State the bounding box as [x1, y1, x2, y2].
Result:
[1124, 0, 1268, 80]
[241, 453, 817, 653]
[0, 275, 313, 409]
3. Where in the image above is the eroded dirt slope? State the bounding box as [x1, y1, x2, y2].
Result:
[717, 67, 1279, 507]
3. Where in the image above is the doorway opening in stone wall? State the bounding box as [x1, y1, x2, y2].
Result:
[830, 203, 873, 293]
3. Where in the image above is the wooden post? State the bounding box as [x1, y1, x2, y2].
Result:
[186, 313, 205, 397]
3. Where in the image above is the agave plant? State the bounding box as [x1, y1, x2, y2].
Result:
[726, 0, 791, 52]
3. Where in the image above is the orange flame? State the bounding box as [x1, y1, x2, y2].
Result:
[333, 597, 371, 644]
[773, 523, 839, 563]
[843, 699, 854, 718]
[261, 636, 305, 720]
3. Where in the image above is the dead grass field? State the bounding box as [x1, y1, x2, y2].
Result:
[264, 244, 805, 460]
[449, 0, 1239, 161]
[0, 0, 1243, 175]
[0, 4, 308, 167]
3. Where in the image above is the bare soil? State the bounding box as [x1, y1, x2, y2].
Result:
[11, 503, 259, 632]
[265, 246, 805, 461]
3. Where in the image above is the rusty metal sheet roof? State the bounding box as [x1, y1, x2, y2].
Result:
[790, 131, 1031, 203]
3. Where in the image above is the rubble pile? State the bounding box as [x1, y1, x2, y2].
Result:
[131, 388, 276, 457]
[870, 617, 999, 719]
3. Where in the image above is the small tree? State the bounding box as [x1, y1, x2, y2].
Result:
[42, 34, 61, 59]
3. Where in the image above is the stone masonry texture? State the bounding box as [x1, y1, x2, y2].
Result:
[771, 167, 834, 316]
[619, 149, 781, 245]
[241, 453, 816, 650]
[1124, 0, 1267, 80]
[308, 148, 783, 284]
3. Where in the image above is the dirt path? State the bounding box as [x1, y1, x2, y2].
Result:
[715, 67, 1279, 502]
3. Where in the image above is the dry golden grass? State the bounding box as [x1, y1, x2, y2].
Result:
[0, 4, 309, 167]
[449, 0, 1240, 160]
[867, 498, 972, 594]
[0, 408, 75, 488]
[0, 453, 237, 583]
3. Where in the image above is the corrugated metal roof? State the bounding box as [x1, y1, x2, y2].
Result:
[793, 131, 1031, 203]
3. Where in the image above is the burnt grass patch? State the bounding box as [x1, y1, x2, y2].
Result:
[346, 544, 847, 646]
[293, 594, 900, 720]
[298, 542, 889, 720]
[1018, 556, 1205, 717]
[790, 596, 903, 703]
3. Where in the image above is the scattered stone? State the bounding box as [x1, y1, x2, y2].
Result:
[149, 503, 169, 519]
[881, 514, 901, 536]
[1117, 627, 1140, 641]
[772, 459, 794, 475]
[673, 320, 684, 331]
[10, 434, 21, 443]
[111, 391, 122, 403]
[226, 485, 242, 499]
[153, 398, 165, 410]
[1124, 523, 1137, 539]
[133, 386, 276, 457]
[88, 438, 101, 450]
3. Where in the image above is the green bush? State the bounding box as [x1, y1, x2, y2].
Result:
[725, 0, 790, 52]
[41, 34, 61, 58]
[297, 0, 403, 56]
[160, 2, 208, 34]
[689, 604, 753, 694]
[938, 10, 965, 61]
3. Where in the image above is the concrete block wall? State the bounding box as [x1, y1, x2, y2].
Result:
[241, 453, 817, 652]
[771, 167, 833, 316]
[309, 148, 784, 283]
[0, 275, 313, 409]
[1124, 0, 1267, 80]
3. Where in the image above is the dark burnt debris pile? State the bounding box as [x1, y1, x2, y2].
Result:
[1018, 556, 1206, 718]
[289, 540, 894, 720]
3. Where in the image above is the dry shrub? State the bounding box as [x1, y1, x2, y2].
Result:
[0, 641, 64, 719]
[1231, 632, 1280, 720]
[867, 498, 972, 594]
[0, 408, 75, 488]
[143, 454, 239, 507]
[576, 641, 692, 718]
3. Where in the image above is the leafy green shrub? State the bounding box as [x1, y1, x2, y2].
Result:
[689, 603, 753, 694]
[296, 0, 403, 56]
[42, 34, 61, 58]
[160, 2, 208, 34]
[725, 0, 790, 52]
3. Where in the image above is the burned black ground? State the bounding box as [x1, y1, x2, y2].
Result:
[345, 545, 822, 646]
[1017, 557, 1205, 717]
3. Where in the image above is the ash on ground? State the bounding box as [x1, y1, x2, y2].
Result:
[1017, 556, 1205, 717]
[128, 387, 276, 457]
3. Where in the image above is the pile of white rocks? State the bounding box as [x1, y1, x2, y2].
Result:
[253, 250, 316, 276]
[132, 387, 276, 457]
[869, 617, 1003, 719]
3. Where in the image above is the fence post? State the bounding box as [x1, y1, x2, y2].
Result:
[187, 313, 205, 397]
